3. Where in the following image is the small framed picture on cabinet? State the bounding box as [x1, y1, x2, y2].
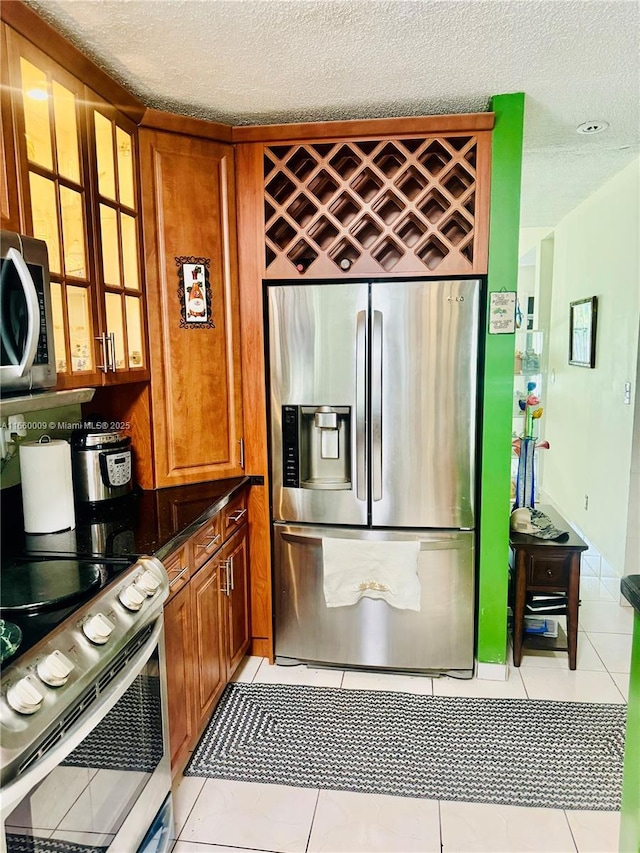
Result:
[176, 256, 214, 328]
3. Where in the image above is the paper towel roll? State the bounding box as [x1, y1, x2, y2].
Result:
[20, 438, 76, 533]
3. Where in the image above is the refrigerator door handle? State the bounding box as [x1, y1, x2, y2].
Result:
[372, 309, 383, 501]
[355, 309, 367, 501]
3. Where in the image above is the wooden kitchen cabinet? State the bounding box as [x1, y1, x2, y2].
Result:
[163, 486, 251, 774]
[220, 525, 251, 675]
[164, 547, 227, 775]
[234, 115, 492, 280]
[1, 21, 149, 388]
[163, 581, 194, 770]
[139, 129, 244, 487]
[1, 24, 20, 232]
[191, 554, 227, 733]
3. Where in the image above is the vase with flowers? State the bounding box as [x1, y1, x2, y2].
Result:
[512, 380, 549, 509]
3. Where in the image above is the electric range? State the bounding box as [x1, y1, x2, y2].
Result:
[0, 492, 173, 853]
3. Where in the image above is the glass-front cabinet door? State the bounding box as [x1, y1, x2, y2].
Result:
[5, 30, 148, 387]
[89, 98, 147, 381]
[7, 33, 102, 387]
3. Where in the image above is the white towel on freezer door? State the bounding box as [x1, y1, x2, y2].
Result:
[322, 538, 421, 611]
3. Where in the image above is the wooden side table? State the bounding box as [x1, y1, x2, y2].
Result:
[509, 505, 588, 670]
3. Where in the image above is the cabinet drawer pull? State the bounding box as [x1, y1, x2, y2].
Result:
[169, 566, 189, 588]
[227, 508, 247, 524]
[546, 569, 554, 577]
[196, 534, 221, 552]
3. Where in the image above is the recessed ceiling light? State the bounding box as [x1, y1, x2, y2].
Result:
[576, 121, 610, 135]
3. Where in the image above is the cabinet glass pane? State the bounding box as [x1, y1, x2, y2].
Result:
[29, 173, 61, 273]
[116, 128, 134, 209]
[20, 58, 52, 170]
[94, 111, 116, 200]
[50, 282, 66, 372]
[121, 213, 139, 290]
[125, 296, 143, 368]
[52, 81, 80, 183]
[100, 204, 120, 285]
[105, 292, 125, 369]
[67, 286, 93, 372]
[60, 186, 86, 278]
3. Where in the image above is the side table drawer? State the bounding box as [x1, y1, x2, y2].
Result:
[528, 556, 570, 589]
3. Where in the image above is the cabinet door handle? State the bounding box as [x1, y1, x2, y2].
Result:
[109, 332, 117, 373]
[96, 333, 109, 373]
[239, 438, 245, 470]
[169, 566, 189, 588]
[196, 533, 221, 552]
[228, 508, 247, 524]
[230, 555, 235, 591]
[546, 569, 554, 577]
[220, 559, 231, 595]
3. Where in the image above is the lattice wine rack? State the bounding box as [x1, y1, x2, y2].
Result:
[263, 135, 487, 278]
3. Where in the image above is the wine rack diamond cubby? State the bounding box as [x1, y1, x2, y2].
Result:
[263, 134, 489, 278]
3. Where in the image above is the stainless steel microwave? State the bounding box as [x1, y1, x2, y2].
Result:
[0, 231, 56, 393]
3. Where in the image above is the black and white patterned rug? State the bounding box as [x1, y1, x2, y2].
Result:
[185, 682, 626, 811]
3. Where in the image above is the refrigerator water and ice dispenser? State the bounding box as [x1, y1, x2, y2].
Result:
[282, 404, 351, 490]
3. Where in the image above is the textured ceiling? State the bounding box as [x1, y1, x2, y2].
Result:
[23, 0, 640, 227]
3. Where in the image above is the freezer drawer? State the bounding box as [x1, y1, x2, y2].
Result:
[274, 524, 475, 674]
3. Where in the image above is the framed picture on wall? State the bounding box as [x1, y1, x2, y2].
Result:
[569, 296, 598, 368]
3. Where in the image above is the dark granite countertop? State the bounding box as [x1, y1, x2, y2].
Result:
[1, 477, 251, 564]
[621, 575, 640, 615]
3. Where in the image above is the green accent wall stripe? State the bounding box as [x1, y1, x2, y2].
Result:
[477, 93, 525, 665]
[620, 610, 640, 853]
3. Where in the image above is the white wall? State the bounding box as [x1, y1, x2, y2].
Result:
[624, 327, 640, 576]
[543, 157, 640, 573]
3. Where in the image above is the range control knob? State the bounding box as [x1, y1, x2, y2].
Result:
[7, 675, 45, 715]
[136, 569, 161, 596]
[36, 650, 75, 687]
[118, 583, 145, 611]
[82, 613, 115, 645]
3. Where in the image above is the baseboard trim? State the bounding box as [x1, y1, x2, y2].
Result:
[476, 662, 508, 681]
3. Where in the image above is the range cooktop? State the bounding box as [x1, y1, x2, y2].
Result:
[0, 555, 135, 665]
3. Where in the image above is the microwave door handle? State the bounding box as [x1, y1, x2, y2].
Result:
[0, 259, 20, 365]
[5, 248, 39, 377]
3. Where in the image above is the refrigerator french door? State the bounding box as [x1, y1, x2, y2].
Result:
[267, 279, 481, 674]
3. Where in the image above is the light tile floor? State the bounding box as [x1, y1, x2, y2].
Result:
[172, 576, 630, 853]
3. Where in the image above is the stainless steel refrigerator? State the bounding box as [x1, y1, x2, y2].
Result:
[267, 279, 480, 675]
